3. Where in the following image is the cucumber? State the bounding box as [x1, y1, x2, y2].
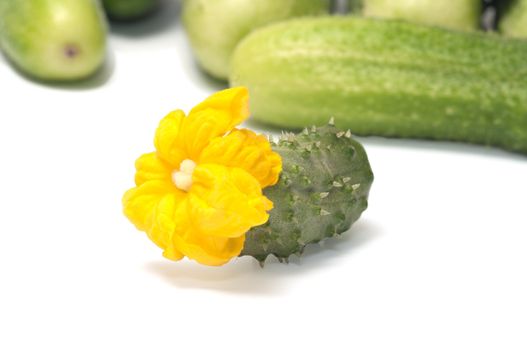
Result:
[102, 0, 159, 21]
[0, 0, 107, 81]
[243, 123, 373, 263]
[363, 0, 482, 31]
[499, 0, 527, 38]
[182, 0, 330, 80]
[230, 17, 527, 154]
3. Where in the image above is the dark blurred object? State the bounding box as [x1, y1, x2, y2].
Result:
[482, 0, 498, 30]
[331, 0, 362, 13]
[102, 0, 160, 21]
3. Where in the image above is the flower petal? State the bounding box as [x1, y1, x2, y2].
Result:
[183, 87, 250, 159]
[187, 164, 273, 239]
[177, 232, 245, 266]
[154, 109, 187, 167]
[150, 193, 185, 261]
[200, 129, 282, 188]
[178, 234, 246, 266]
[122, 180, 175, 232]
[134, 152, 171, 186]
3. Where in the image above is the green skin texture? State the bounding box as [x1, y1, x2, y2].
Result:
[499, 0, 527, 38]
[102, 0, 159, 21]
[230, 17, 527, 154]
[242, 124, 373, 262]
[0, 0, 107, 81]
[363, 0, 481, 31]
[182, 0, 330, 80]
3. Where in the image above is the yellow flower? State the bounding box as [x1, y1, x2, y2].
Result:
[122, 87, 282, 266]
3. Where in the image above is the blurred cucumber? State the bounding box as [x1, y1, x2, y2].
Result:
[499, 0, 527, 38]
[0, 0, 107, 81]
[102, 0, 159, 21]
[362, 0, 482, 31]
[182, 0, 331, 80]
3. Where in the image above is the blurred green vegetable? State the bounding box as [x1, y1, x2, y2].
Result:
[499, 0, 527, 38]
[348, 0, 363, 12]
[230, 17, 527, 154]
[182, 0, 330, 80]
[0, 0, 107, 81]
[102, 0, 159, 21]
[362, 0, 482, 31]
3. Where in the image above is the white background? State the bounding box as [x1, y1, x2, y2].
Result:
[1, 1, 526, 349]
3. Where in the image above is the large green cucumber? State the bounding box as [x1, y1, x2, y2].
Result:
[362, 0, 482, 31]
[499, 0, 527, 38]
[230, 17, 527, 154]
[0, 0, 107, 81]
[242, 123, 373, 263]
[182, 0, 330, 80]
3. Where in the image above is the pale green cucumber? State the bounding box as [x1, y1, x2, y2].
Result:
[230, 17, 527, 154]
[243, 123, 373, 263]
[182, 0, 330, 80]
[499, 0, 527, 38]
[0, 0, 107, 81]
[363, 0, 482, 31]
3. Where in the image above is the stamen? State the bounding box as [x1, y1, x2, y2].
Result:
[172, 159, 196, 191]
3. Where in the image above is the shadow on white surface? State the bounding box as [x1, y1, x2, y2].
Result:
[0, 49, 116, 90]
[109, 0, 181, 37]
[144, 219, 381, 295]
[360, 136, 527, 161]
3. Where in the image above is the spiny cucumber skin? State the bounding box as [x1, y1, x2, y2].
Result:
[230, 17, 527, 154]
[362, 0, 482, 31]
[182, 0, 330, 80]
[102, 0, 159, 21]
[0, 0, 107, 81]
[499, 0, 527, 38]
[241, 125, 373, 262]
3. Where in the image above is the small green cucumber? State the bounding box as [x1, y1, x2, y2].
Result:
[182, 0, 330, 80]
[363, 0, 482, 31]
[102, 0, 159, 21]
[230, 17, 527, 154]
[0, 0, 107, 81]
[499, 0, 527, 38]
[242, 123, 373, 263]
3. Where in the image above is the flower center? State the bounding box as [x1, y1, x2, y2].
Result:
[172, 159, 196, 192]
